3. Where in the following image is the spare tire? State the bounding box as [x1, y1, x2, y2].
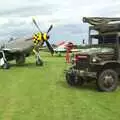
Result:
[66, 70, 84, 86]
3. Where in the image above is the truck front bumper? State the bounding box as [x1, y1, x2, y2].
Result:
[78, 70, 97, 78]
[65, 69, 97, 79]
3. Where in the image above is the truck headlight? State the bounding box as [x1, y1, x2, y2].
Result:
[92, 58, 97, 62]
[92, 56, 101, 63]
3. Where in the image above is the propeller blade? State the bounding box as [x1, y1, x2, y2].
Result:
[45, 40, 54, 55]
[47, 25, 53, 34]
[32, 17, 42, 33]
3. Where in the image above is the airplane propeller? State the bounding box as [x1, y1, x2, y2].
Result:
[47, 25, 53, 34]
[32, 18, 42, 33]
[45, 40, 54, 55]
[32, 18, 54, 55]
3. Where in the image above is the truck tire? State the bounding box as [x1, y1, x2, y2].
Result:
[97, 69, 118, 92]
[66, 71, 84, 86]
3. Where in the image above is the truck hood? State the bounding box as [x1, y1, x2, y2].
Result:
[78, 47, 114, 55]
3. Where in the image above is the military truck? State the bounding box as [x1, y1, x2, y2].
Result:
[65, 17, 120, 92]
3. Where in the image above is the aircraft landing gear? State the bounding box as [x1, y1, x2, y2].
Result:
[16, 54, 25, 65]
[33, 49, 43, 66]
[2, 62, 10, 69]
[36, 57, 43, 66]
[0, 51, 10, 69]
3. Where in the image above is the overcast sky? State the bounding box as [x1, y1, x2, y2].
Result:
[0, 0, 120, 44]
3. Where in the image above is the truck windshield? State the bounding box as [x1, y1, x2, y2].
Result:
[91, 34, 117, 45]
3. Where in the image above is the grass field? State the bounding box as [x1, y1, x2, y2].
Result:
[0, 52, 120, 120]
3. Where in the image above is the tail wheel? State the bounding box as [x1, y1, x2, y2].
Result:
[66, 71, 84, 86]
[97, 69, 118, 92]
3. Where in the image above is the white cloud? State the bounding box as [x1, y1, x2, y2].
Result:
[0, 17, 9, 25]
[0, 0, 120, 44]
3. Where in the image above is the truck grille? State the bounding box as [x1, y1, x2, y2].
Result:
[75, 55, 89, 69]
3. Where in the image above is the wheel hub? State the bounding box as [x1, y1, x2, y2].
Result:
[103, 75, 114, 88]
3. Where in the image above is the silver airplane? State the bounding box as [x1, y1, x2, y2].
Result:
[0, 19, 54, 69]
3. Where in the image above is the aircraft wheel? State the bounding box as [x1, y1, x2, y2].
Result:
[2, 62, 10, 69]
[36, 58, 43, 66]
[16, 54, 25, 65]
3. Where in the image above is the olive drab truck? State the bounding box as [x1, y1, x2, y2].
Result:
[65, 17, 120, 92]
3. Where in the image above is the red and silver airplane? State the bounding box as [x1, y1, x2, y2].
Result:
[54, 41, 74, 52]
[54, 41, 81, 53]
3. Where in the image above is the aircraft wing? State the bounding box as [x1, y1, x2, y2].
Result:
[2, 48, 23, 53]
[71, 49, 80, 52]
[54, 48, 66, 52]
